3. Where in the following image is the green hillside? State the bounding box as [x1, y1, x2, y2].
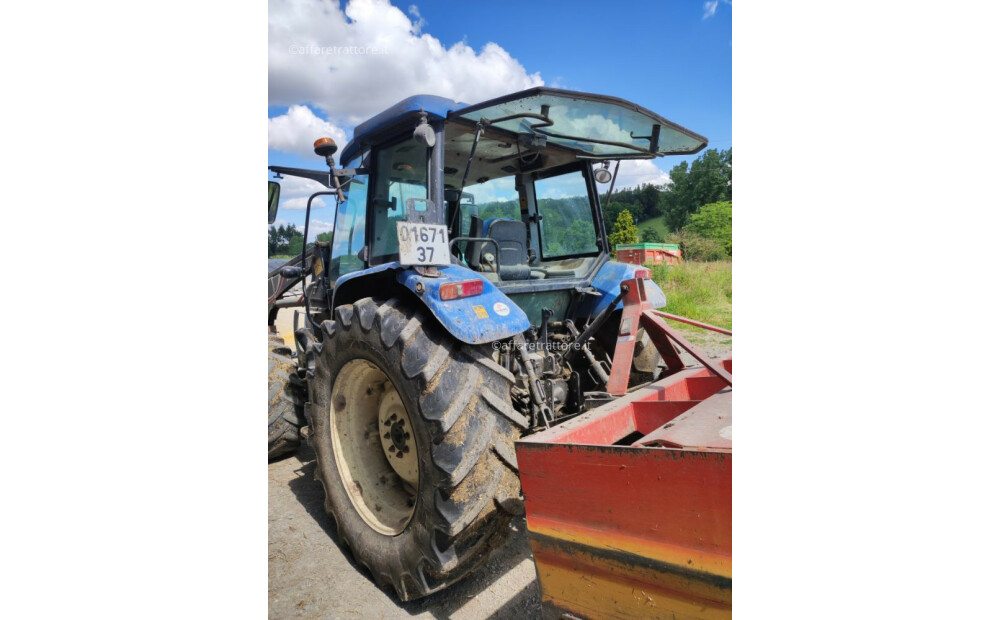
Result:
[635, 216, 673, 242]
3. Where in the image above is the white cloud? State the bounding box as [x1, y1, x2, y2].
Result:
[539, 188, 570, 200]
[407, 4, 426, 34]
[464, 179, 518, 205]
[274, 174, 328, 198]
[281, 195, 327, 210]
[268, 105, 349, 159]
[703, 0, 730, 19]
[600, 160, 672, 190]
[269, 0, 544, 125]
[270, 173, 329, 211]
[307, 219, 335, 241]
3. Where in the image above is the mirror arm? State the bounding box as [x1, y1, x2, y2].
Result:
[604, 160, 621, 209]
[268, 165, 368, 190]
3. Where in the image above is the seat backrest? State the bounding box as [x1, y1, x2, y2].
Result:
[485, 218, 531, 280]
[466, 215, 484, 269]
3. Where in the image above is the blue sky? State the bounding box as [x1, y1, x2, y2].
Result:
[268, 0, 731, 239]
[405, 1, 732, 150]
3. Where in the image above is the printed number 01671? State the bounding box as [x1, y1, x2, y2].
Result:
[396, 222, 450, 266]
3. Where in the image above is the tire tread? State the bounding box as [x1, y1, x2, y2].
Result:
[310, 298, 521, 600]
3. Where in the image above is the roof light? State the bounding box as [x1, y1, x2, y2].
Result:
[313, 137, 338, 157]
[439, 279, 484, 301]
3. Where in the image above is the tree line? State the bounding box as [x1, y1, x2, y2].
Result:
[268, 223, 304, 257]
[605, 148, 732, 260]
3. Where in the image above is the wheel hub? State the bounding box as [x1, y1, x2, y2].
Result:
[388, 419, 408, 452]
[329, 360, 418, 535]
[377, 388, 418, 487]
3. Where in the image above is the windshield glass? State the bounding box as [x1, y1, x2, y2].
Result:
[461, 177, 519, 232]
[453, 90, 707, 158]
[325, 156, 368, 280]
[535, 169, 599, 259]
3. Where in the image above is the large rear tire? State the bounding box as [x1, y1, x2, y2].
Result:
[268, 333, 307, 461]
[307, 298, 526, 601]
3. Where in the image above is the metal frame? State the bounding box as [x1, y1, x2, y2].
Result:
[448, 86, 709, 156]
[605, 277, 731, 395]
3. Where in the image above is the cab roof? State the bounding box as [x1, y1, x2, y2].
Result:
[340, 94, 464, 165]
[340, 87, 707, 165]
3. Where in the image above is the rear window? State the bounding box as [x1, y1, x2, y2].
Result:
[370, 138, 427, 261]
[459, 176, 520, 234]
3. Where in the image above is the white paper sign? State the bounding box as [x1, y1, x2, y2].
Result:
[396, 222, 450, 266]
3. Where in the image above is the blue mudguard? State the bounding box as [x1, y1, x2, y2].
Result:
[575, 260, 667, 319]
[396, 264, 530, 345]
[333, 262, 530, 345]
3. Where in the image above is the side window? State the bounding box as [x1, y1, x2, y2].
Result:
[535, 170, 598, 258]
[328, 155, 368, 281]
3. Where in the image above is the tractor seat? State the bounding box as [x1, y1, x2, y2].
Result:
[484, 218, 531, 281]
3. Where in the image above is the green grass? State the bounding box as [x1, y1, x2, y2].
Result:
[635, 216, 674, 242]
[650, 261, 732, 332]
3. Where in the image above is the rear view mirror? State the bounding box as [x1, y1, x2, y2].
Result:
[268, 181, 280, 224]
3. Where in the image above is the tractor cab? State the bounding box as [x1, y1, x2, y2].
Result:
[272, 87, 706, 328]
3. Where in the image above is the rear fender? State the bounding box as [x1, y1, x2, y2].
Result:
[331, 262, 401, 308]
[575, 261, 667, 319]
[332, 262, 530, 345]
[396, 264, 530, 345]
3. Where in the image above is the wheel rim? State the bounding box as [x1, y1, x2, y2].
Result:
[329, 359, 418, 535]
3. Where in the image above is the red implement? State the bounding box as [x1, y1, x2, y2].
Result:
[516, 278, 732, 619]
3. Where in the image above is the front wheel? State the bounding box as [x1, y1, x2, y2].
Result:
[308, 298, 526, 601]
[268, 333, 306, 461]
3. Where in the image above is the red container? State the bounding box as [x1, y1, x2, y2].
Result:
[615, 243, 682, 266]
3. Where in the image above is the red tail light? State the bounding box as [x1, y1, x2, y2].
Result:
[635, 268, 651, 279]
[438, 279, 484, 301]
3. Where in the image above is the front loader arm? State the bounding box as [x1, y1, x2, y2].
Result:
[268, 245, 323, 325]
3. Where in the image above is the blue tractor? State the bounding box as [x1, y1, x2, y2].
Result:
[267, 87, 707, 600]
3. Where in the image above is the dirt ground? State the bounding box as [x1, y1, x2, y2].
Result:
[268, 305, 730, 619]
[269, 445, 541, 620]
